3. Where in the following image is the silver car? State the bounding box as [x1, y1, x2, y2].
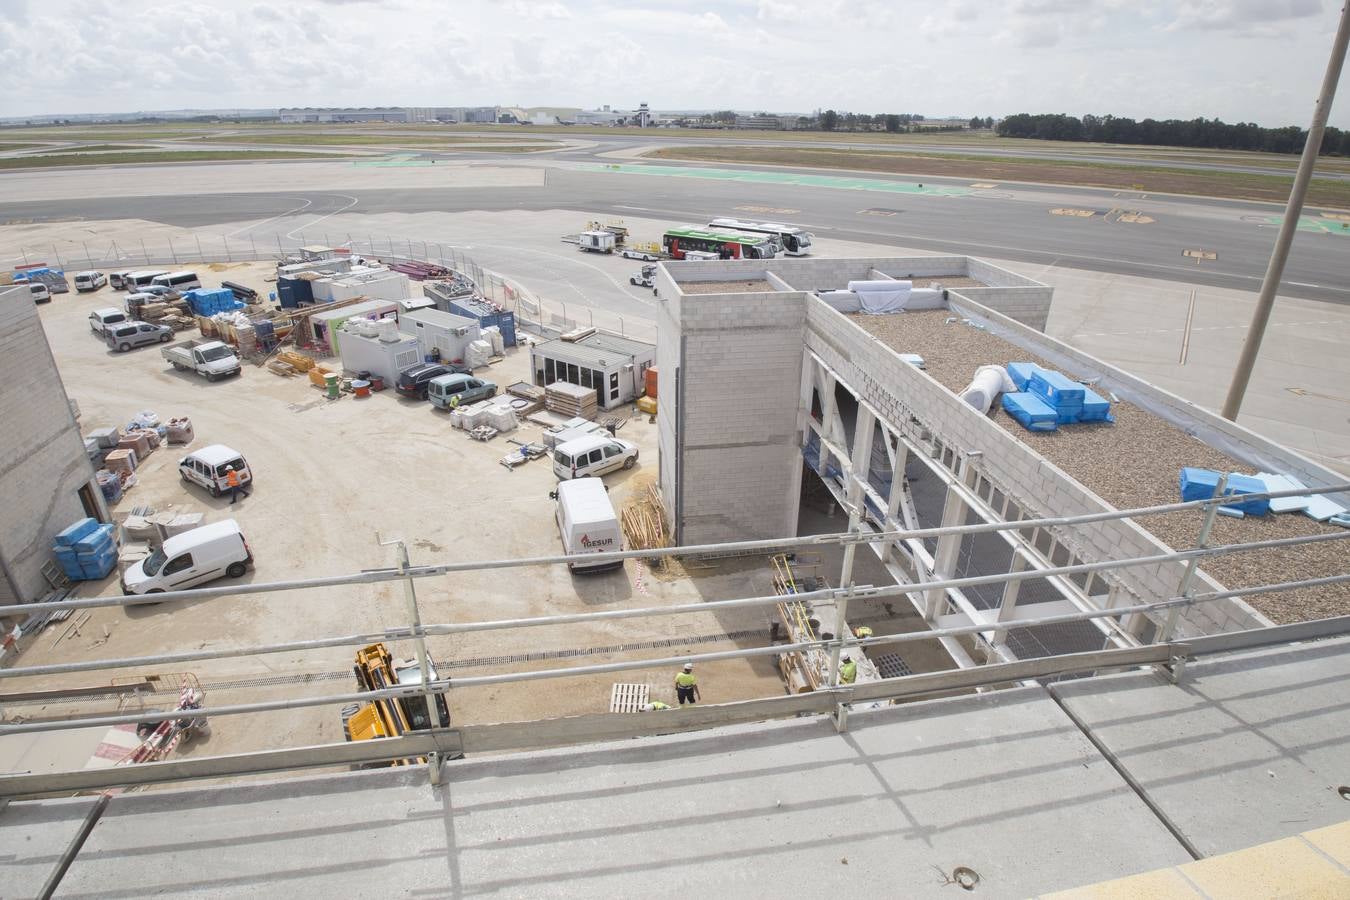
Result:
[106, 320, 173, 352]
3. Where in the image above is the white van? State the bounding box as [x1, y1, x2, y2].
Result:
[126, 270, 169, 292]
[90, 307, 129, 335]
[109, 270, 133, 290]
[29, 283, 52, 303]
[74, 271, 107, 292]
[122, 519, 253, 595]
[179, 444, 253, 497]
[552, 435, 639, 480]
[152, 270, 202, 292]
[552, 479, 623, 573]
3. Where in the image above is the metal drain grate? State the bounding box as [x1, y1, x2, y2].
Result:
[610, 683, 650, 713]
[874, 653, 912, 679]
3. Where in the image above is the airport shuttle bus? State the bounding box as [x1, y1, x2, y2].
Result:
[708, 217, 813, 255]
[661, 227, 777, 260]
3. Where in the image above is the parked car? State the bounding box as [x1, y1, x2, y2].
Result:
[552, 435, 639, 480]
[134, 284, 178, 299]
[427, 373, 497, 408]
[29, 283, 51, 303]
[162, 339, 242, 381]
[179, 445, 252, 497]
[106, 320, 173, 352]
[109, 270, 132, 290]
[395, 362, 470, 400]
[89, 307, 129, 336]
[74, 271, 107, 292]
[121, 519, 253, 595]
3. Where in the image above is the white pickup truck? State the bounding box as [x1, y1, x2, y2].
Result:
[162, 339, 241, 381]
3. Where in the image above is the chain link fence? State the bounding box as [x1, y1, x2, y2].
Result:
[5, 231, 657, 345]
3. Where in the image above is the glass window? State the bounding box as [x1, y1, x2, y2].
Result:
[588, 450, 603, 465]
[163, 554, 194, 576]
[611, 388, 620, 400]
[603, 445, 621, 458]
[610, 373, 619, 389]
[580, 368, 592, 388]
[544, 359, 555, 383]
[566, 363, 579, 384]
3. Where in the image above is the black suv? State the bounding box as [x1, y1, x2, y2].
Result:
[396, 362, 470, 400]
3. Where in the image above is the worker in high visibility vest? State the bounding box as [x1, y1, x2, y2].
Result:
[840, 655, 858, 685]
[855, 625, 873, 640]
[675, 663, 700, 705]
[643, 701, 671, 711]
[225, 465, 249, 505]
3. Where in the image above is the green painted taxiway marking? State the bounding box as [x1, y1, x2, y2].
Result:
[580, 163, 972, 197]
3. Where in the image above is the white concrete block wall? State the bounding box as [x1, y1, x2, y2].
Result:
[804, 297, 1261, 635]
[953, 288, 1053, 331]
[0, 288, 98, 606]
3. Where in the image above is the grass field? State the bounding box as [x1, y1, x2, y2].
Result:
[644, 145, 1350, 208]
[43, 143, 153, 153]
[190, 133, 553, 147]
[0, 150, 354, 169]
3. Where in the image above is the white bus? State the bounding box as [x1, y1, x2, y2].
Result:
[708, 218, 814, 256]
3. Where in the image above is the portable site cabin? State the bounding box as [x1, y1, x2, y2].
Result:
[400, 309, 481, 365]
[423, 282, 516, 347]
[312, 268, 410, 304]
[307, 299, 400, 353]
[336, 324, 422, 386]
[531, 332, 655, 411]
[395, 296, 437, 315]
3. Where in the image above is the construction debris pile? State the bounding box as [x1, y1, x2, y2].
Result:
[621, 484, 670, 563]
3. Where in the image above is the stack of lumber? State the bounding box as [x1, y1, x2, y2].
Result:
[620, 484, 670, 566]
[277, 351, 315, 372]
[267, 360, 298, 377]
[545, 382, 597, 420]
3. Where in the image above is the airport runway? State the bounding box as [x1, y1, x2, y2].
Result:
[4, 152, 1348, 304]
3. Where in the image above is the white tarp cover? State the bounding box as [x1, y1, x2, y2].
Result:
[818, 285, 946, 315]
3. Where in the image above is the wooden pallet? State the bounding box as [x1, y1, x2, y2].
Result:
[609, 682, 650, 713]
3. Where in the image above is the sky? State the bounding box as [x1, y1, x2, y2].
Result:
[1, 0, 1348, 127]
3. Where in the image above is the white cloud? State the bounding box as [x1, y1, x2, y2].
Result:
[0, 0, 1345, 127]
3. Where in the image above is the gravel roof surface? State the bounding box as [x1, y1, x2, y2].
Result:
[850, 309, 1349, 625]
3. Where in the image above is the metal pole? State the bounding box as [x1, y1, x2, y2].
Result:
[386, 539, 446, 784]
[1222, 2, 1350, 420]
[1162, 475, 1227, 641]
[195, 234, 204, 260]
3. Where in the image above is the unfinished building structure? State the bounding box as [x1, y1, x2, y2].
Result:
[0, 286, 107, 608]
[653, 257, 1349, 668]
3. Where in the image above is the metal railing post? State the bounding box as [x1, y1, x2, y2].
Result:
[382, 538, 446, 785]
[1162, 474, 1227, 644]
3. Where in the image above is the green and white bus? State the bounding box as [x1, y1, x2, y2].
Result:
[661, 227, 777, 260]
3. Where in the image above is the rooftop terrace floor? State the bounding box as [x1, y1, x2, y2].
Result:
[6, 636, 1347, 898]
[849, 308, 1349, 625]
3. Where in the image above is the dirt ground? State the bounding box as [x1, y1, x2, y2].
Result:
[2, 266, 795, 772]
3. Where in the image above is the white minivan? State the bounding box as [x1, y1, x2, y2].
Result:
[29, 283, 52, 303]
[74, 271, 107, 292]
[551, 478, 623, 573]
[151, 270, 202, 292]
[552, 435, 639, 480]
[179, 444, 253, 497]
[122, 519, 253, 595]
[125, 270, 169, 292]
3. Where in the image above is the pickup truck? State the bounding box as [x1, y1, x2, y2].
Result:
[162, 339, 241, 381]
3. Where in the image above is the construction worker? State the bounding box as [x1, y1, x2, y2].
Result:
[674, 663, 700, 705]
[840, 654, 858, 685]
[855, 625, 873, 641]
[642, 701, 671, 711]
[225, 465, 248, 505]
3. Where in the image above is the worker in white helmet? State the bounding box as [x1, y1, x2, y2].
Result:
[840, 654, 858, 685]
[675, 663, 700, 705]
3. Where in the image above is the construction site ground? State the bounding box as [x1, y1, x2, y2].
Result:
[1, 275, 797, 775]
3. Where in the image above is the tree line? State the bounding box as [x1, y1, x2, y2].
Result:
[997, 112, 1350, 156]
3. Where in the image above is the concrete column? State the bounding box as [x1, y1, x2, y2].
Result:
[991, 550, 1030, 647]
[923, 482, 969, 621]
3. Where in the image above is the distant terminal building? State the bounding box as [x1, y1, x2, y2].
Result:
[278, 107, 499, 124]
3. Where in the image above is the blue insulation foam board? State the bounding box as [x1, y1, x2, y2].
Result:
[1002, 392, 1058, 432]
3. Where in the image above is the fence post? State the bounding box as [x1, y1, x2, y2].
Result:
[169, 238, 178, 264]
[250, 234, 258, 258]
[222, 235, 232, 263]
[140, 239, 149, 264]
[195, 234, 204, 261]
[52, 245, 65, 269]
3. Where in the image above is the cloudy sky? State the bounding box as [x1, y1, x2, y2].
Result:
[2, 0, 1347, 126]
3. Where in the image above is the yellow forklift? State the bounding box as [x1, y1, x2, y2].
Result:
[340, 642, 453, 765]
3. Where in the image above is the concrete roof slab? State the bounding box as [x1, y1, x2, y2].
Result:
[1054, 636, 1350, 857]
